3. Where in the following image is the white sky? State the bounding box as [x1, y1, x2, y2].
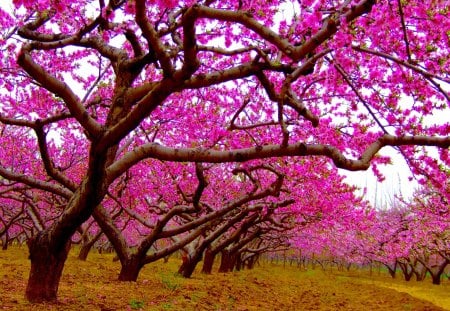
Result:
[341, 149, 415, 208]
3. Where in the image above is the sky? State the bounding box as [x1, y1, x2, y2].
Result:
[341, 149, 415, 208]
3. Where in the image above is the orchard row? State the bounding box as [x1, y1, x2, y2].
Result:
[0, 0, 448, 303]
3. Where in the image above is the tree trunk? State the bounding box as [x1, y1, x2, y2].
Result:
[178, 256, 199, 278]
[387, 267, 396, 278]
[219, 250, 237, 273]
[1, 231, 8, 250]
[78, 240, 95, 261]
[25, 235, 71, 303]
[385, 262, 397, 278]
[118, 257, 142, 282]
[178, 248, 205, 278]
[428, 260, 449, 285]
[218, 250, 231, 272]
[202, 249, 216, 274]
[235, 254, 242, 271]
[77, 232, 101, 261]
[414, 268, 426, 281]
[246, 254, 259, 270]
[398, 261, 415, 281]
[431, 273, 441, 285]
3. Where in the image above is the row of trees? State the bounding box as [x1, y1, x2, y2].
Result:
[0, 0, 448, 303]
[292, 184, 449, 285]
[0, 155, 362, 277]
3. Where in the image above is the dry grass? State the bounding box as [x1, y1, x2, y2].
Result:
[1, 246, 448, 310]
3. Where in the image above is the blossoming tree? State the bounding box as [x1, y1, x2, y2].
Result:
[0, 0, 448, 302]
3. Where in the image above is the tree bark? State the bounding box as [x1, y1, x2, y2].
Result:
[1, 231, 8, 250]
[246, 254, 259, 270]
[218, 250, 230, 272]
[386, 262, 397, 279]
[118, 257, 143, 282]
[202, 248, 216, 274]
[387, 267, 396, 278]
[219, 249, 237, 273]
[398, 261, 414, 281]
[235, 254, 243, 271]
[25, 234, 71, 302]
[177, 245, 205, 278]
[78, 232, 102, 261]
[431, 273, 441, 285]
[427, 260, 449, 285]
[178, 255, 200, 278]
[414, 266, 427, 281]
[78, 242, 94, 261]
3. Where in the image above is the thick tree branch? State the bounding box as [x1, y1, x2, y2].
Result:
[0, 166, 72, 199]
[177, 6, 200, 79]
[17, 47, 103, 139]
[144, 221, 210, 264]
[192, 163, 208, 210]
[34, 124, 77, 191]
[92, 204, 131, 264]
[135, 0, 174, 76]
[107, 135, 449, 182]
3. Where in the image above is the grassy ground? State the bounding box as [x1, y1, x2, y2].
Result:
[0, 246, 448, 310]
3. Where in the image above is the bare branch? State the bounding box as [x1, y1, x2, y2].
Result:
[135, 0, 174, 76]
[397, 0, 412, 63]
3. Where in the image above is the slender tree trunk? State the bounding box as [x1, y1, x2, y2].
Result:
[218, 250, 232, 273]
[219, 250, 237, 273]
[414, 268, 426, 281]
[202, 249, 216, 274]
[235, 255, 242, 271]
[398, 262, 414, 281]
[25, 234, 71, 302]
[428, 260, 449, 285]
[78, 242, 94, 261]
[178, 254, 202, 278]
[387, 267, 396, 278]
[178, 245, 206, 278]
[246, 254, 259, 270]
[385, 262, 397, 278]
[1, 231, 8, 250]
[78, 232, 102, 261]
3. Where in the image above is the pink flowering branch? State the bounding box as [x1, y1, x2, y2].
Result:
[352, 45, 450, 102]
[17, 47, 103, 139]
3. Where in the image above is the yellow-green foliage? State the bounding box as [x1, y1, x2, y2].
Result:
[0, 247, 448, 310]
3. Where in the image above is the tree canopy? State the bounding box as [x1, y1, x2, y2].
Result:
[0, 0, 448, 303]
